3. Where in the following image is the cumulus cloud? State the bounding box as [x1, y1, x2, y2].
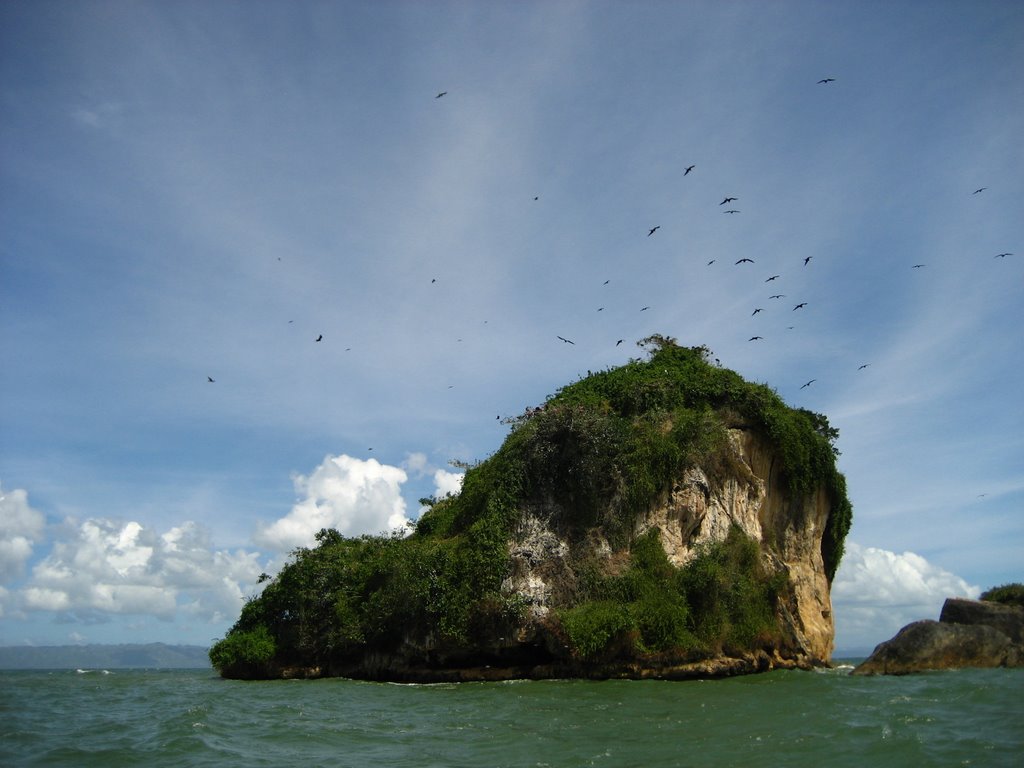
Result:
[831, 542, 980, 651]
[433, 468, 464, 499]
[20, 517, 264, 624]
[255, 454, 411, 551]
[0, 484, 46, 583]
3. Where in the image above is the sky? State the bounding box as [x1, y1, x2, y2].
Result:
[1, 0, 1021, 655]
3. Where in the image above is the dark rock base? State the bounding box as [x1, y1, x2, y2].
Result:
[852, 598, 1024, 676]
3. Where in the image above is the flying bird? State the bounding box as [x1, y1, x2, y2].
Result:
[817, 78, 835, 84]
[749, 336, 764, 341]
[684, 165, 695, 175]
[735, 258, 755, 264]
[804, 256, 812, 266]
[800, 379, 816, 389]
[720, 197, 738, 205]
[647, 226, 660, 236]
[765, 275, 780, 282]
[207, 376, 215, 383]
[616, 339, 624, 346]
[315, 334, 323, 342]
[752, 308, 764, 315]
[435, 91, 447, 98]
[640, 306, 650, 311]
[556, 335, 575, 344]
[912, 264, 925, 268]
[972, 187, 987, 194]
[603, 279, 610, 284]
[995, 252, 1012, 258]
[769, 294, 785, 299]
[858, 363, 870, 370]
[793, 302, 807, 310]
[707, 259, 716, 266]
[724, 209, 740, 214]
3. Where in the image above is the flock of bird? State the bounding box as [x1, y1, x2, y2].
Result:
[204, 78, 1014, 417]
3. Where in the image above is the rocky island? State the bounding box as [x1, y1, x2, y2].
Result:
[853, 588, 1024, 675]
[210, 337, 853, 681]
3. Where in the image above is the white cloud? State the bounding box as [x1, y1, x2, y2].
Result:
[0, 485, 46, 582]
[433, 468, 464, 499]
[831, 542, 981, 652]
[20, 516, 264, 624]
[404, 452, 430, 476]
[254, 454, 411, 551]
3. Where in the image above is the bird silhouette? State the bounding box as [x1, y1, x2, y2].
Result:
[765, 275, 780, 282]
[556, 335, 575, 344]
[800, 379, 816, 389]
[707, 259, 716, 266]
[207, 376, 215, 383]
[647, 226, 660, 236]
[724, 209, 740, 214]
[752, 308, 764, 315]
[720, 197, 738, 205]
[684, 165, 695, 175]
[769, 294, 785, 299]
[315, 334, 323, 342]
[995, 252, 1012, 258]
[640, 306, 650, 311]
[616, 339, 624, 346]
[804, 256, 813, 266]
[912, 264, 925, 268]
[858, 363, 870, 370]
[435, 91, 447, 98]
[817, 78, 835, 84]
[735, 258, 754, 264]
[972, 187, 987, 194]
[603, 279, 610, 284]
[749, 336, 764, 341]
[793, 303, 807, 310]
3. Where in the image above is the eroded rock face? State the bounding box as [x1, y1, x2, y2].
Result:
[501, 427, 836, 667]
[852, 598, 1024, 675]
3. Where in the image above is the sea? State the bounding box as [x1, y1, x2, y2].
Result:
[1, 662, 1021, 767]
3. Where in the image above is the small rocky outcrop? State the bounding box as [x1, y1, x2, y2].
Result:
[852, 598, 1024, 675]
[940, 597, 1024, 643]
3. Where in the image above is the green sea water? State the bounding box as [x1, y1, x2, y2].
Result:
[2, 664, 1021, 767]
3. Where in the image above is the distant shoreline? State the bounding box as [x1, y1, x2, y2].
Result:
[0, 643, 211, 670]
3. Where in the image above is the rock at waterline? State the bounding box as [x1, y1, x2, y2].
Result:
[852, 598, 1024, 676]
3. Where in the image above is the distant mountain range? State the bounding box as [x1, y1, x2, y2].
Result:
[0, 643, 211, 669]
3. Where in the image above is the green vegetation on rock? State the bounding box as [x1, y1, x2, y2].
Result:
[980, 583, 1024, 608]
[210, 337, 852, 678]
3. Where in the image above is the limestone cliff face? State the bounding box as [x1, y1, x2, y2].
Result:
[503, 427, 835, 667]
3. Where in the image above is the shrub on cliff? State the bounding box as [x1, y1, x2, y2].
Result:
[980, 583, 1024, 607]
[208, 625, 276, 677]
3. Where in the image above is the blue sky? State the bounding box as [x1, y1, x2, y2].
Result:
[1, 0, 1021, 654]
